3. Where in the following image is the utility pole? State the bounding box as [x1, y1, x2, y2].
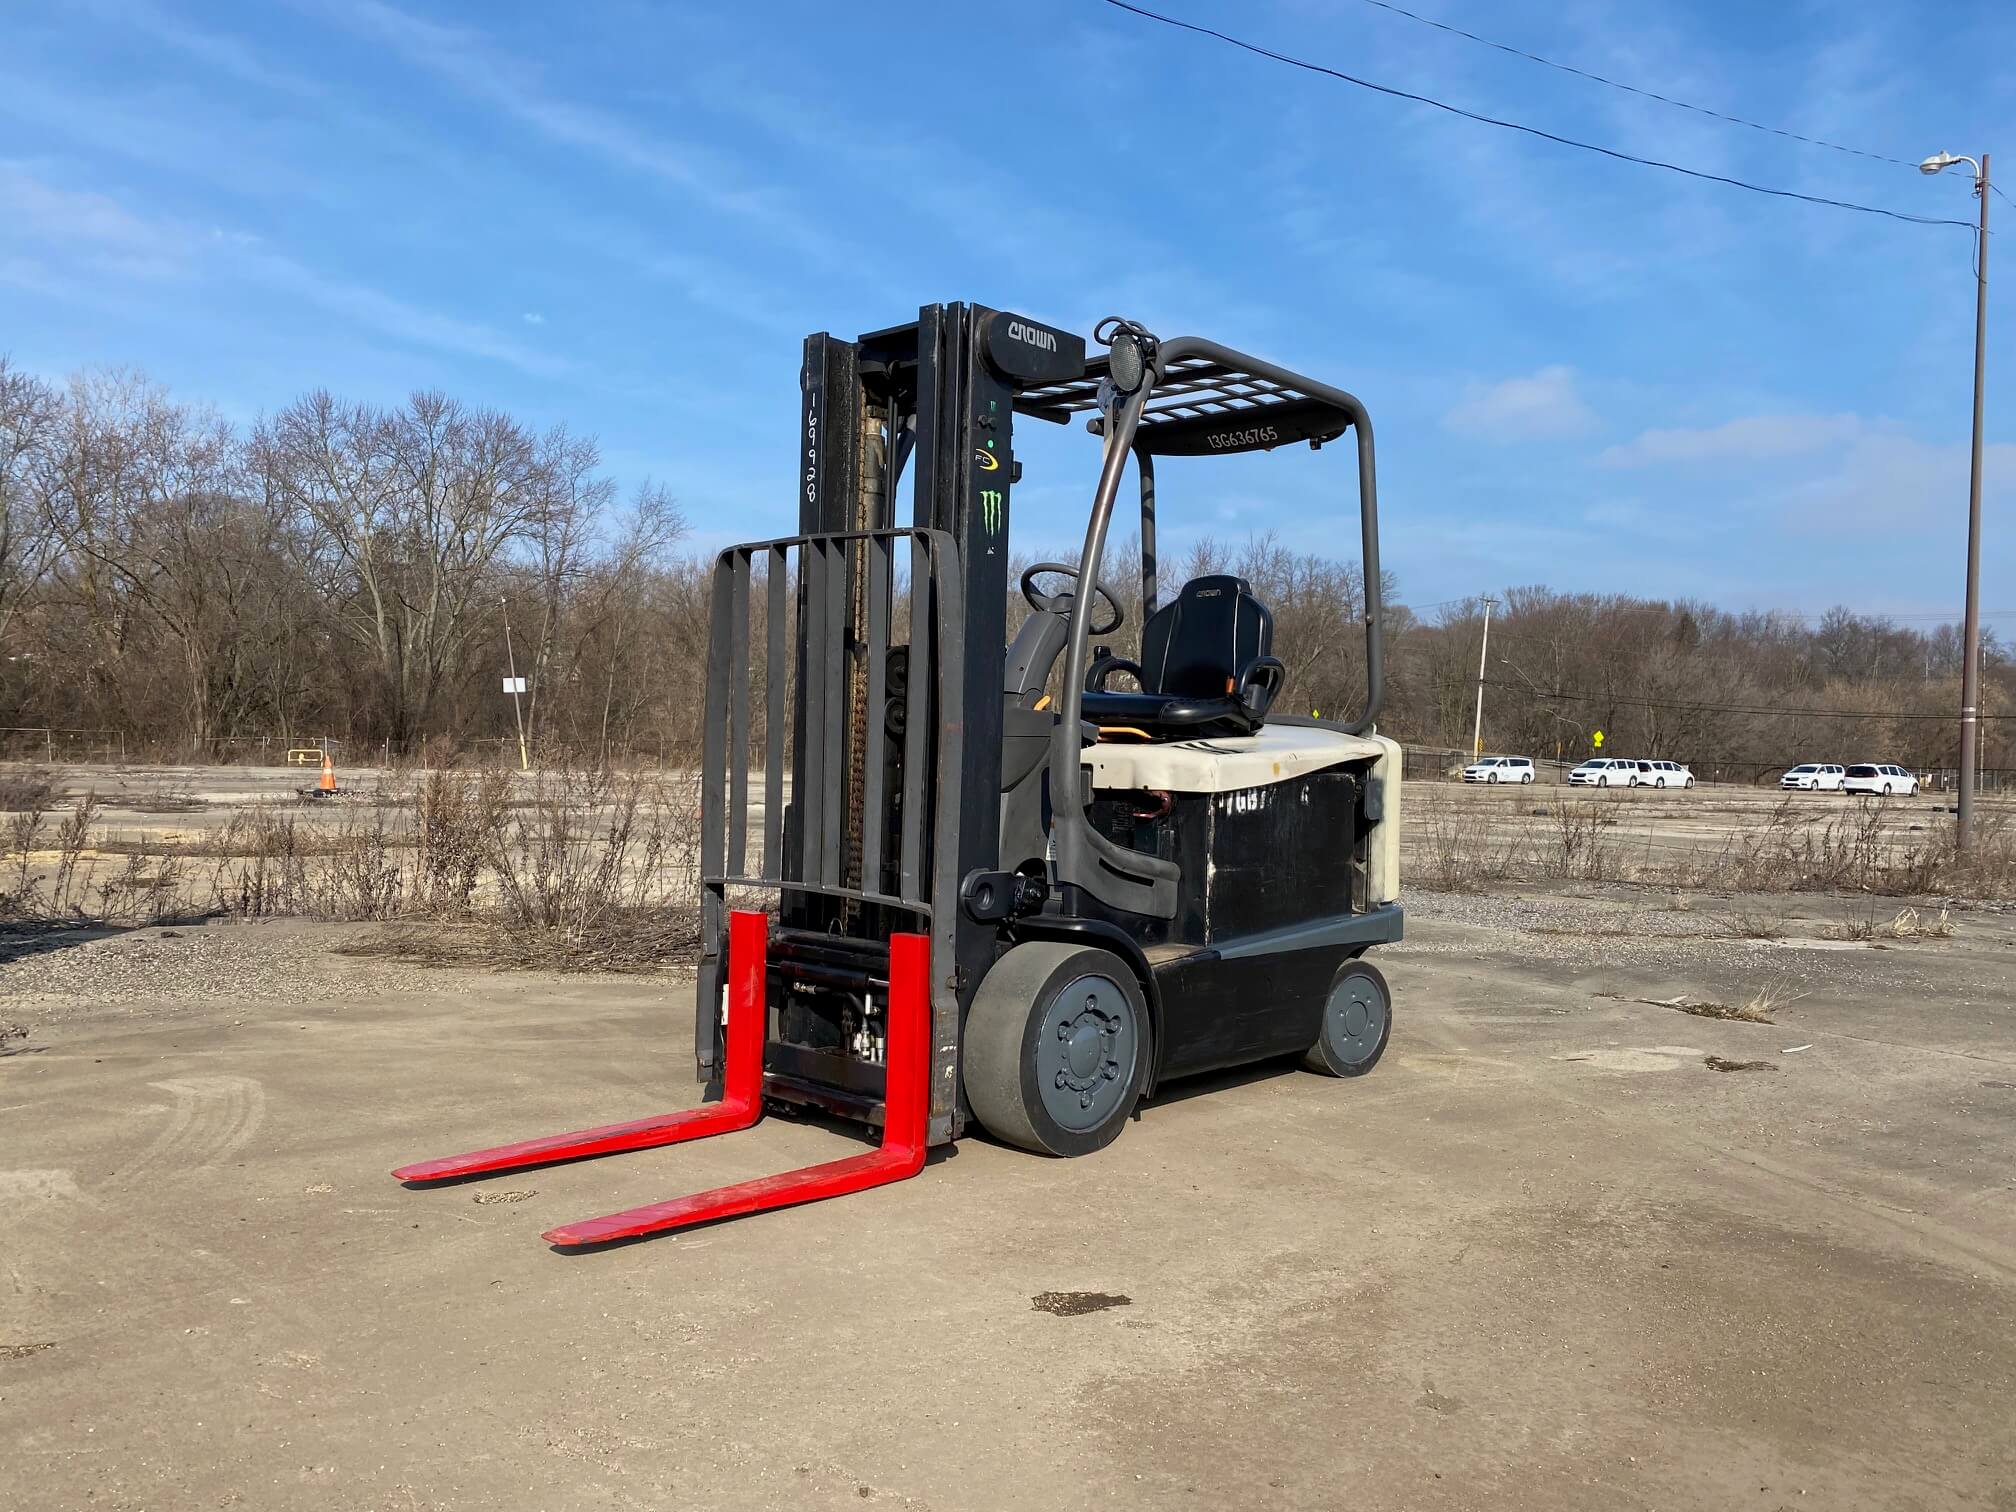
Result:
[1962, 154, 1990, 848]
[1920, 149, 1989, 848]
[501, 595, 530, 773]
[1472, 596, 1496, 760]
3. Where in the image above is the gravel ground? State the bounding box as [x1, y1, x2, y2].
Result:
[1395, 882, 2016, 1002]
[6, 900, 2014, 1510]
[0, 918, 416, 1015]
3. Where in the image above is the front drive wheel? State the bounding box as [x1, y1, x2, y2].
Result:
[1488, 772, 1499, 784]
[964, 942, 1152, 1157]
[1303, 960, 1393, 1077]
[1597, 776, 1609, 787]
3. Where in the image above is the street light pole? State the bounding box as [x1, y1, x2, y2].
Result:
[1962, 154, 1989, 848]
[1471, 596, 1496, 760]
[1922, 149, 1990, 849]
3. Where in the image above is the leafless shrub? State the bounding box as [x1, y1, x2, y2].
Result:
[3, 793, 103, 920]
[344, 763, 705, 971]
[1414, 798, 1518, 893]
[1540, 797, 1612, 880]
[213, 807, 405, 922]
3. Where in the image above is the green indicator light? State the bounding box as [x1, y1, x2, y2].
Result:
[985, 438, 994, 448]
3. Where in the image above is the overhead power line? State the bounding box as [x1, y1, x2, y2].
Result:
[1350, 0, 1913, 169]
[1101, 0, 1977, 231]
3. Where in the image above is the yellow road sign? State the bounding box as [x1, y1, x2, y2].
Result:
[1592, 729, 1605, 748]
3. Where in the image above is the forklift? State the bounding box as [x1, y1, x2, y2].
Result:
[395, 305, 1402, 1246]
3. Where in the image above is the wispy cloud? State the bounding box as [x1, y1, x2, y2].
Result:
[324, 0, 834, 260]
[2, 161, 565, 379]
[1444, 365, 1596, 442]
[1775, 431, 2016, 535]
[1600, 413, 1867, 467]
[81, 0, 329, 98]
[1, 162, 168, 257]
[521, 312, 546, 326]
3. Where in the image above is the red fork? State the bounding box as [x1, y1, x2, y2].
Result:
[391, 910, 771, 1184]
[539, 930, 930, 1247]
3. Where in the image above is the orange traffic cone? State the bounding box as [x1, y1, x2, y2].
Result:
[319, 751, 337, 795]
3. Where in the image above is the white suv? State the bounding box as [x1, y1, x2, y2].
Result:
[1635, 759, 1694, 789]
[1781, 763, 1845, 792]
[1463, 755, 1535, 785]
[1843, 763, 1919, 797]
[1568, 758, 1633, 787]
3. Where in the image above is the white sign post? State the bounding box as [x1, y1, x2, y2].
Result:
[500, 597, 530, 772]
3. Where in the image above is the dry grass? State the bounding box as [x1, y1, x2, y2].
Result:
[4, 794, 196, 926]
[1408, 790, 2016, 903]
[1738, 979, 1805, 1022]
[1718, 908, 1791, 941]
[1824, 903, 1956, 944]
[1416, 800, 1520, 893]
[2, 764, 706, 971]
[340, 763, 704, 971]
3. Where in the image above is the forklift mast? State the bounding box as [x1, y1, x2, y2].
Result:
[693, 304, 1085, 1144]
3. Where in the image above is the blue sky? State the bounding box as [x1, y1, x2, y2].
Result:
[5, 0, 2014, 628]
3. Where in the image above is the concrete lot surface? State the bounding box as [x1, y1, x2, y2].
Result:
[3, 896, 2015, 1511]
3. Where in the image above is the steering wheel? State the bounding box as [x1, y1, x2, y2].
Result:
[1020, 562, 1123, 637]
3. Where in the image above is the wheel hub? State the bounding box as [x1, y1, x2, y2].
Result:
[1324, 971, 1389, 1067]
[1037, 974, 1135, 1131]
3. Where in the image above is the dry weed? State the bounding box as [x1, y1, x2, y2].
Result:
[1719, 908, 1790, 941]
[1738, 979, 1805, 1022]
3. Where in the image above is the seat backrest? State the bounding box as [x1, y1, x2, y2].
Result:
[1138, 575, 1273, 698]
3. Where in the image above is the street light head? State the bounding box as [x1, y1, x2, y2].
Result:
[1921, 152, 1959, 175]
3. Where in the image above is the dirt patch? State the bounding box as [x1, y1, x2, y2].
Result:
[471, 1189, 537, 1205]
[1031, 1291, 1132, 1317]
[1704, 1056, 1776, 1073]
[1, 1341, 56, 1360]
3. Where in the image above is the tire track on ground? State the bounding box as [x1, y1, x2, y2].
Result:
[115, 1076, 267, 1188]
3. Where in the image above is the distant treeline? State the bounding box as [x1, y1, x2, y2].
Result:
[1, 359, 2005, 773]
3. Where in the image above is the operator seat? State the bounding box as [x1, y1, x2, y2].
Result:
[1081, 575, 1285, 740]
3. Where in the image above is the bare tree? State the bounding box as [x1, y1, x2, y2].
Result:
[256, 392, 588, 747]
[0, 360, 62, 685]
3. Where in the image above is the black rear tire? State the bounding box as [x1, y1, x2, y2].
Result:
[1302, 960, 1393, 1077]
[964, 942, 1152, 1157]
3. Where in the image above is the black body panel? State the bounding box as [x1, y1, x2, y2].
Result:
[1081, 767, 1363, 949]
